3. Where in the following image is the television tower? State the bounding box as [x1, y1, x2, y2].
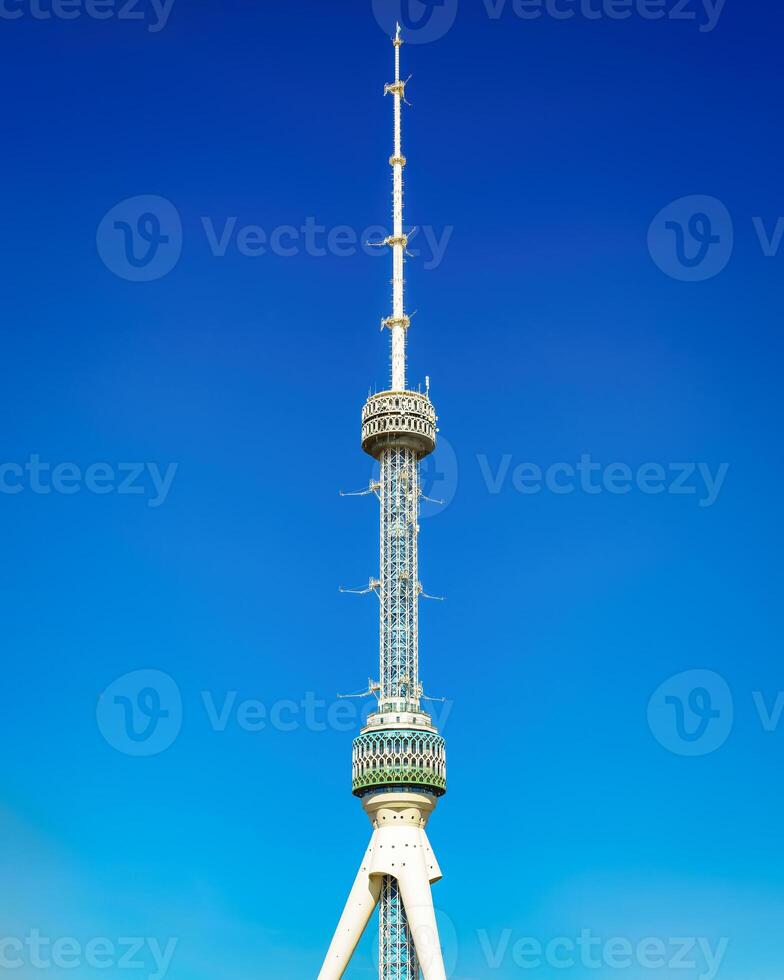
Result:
[318, 24, 448, 980]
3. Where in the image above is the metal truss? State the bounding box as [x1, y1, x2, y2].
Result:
[379, 446, 420, 709]
[380, 875, 420, 980]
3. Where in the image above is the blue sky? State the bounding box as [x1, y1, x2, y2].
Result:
[1, 0, 782, 978]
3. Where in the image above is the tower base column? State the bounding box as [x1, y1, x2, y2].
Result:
[317, 845, 383, 980]
[318, 792, 445, 979]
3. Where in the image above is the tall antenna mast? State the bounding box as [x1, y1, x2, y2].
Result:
[319, 27, 448, 980]
[384, 22, 410, 391]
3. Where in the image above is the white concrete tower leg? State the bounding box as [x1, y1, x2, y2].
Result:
[317, 836, 383, 980]
[397, 866, 447, 980]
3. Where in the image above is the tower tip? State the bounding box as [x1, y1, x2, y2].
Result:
[394, 22, 403, 45]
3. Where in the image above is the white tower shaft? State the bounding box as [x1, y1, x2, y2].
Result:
[388, 24, 407, 391]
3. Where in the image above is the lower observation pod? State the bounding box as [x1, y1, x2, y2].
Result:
[353, 727, 446, 796]
[317, 791, 447, 980]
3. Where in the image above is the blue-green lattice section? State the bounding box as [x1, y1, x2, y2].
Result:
[352, 729, 446, 796]
[380, 874, 419, 979]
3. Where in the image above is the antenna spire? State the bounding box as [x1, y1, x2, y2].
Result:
[383, 22, 410, 391]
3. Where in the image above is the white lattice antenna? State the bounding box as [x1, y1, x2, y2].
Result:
[382, 22, 410, 391]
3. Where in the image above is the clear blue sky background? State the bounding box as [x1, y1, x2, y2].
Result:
[1, 1, 782, 978]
